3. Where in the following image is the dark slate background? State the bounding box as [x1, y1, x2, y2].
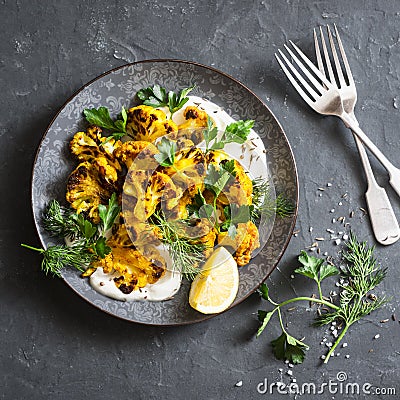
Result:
[1, 1, 399, 399]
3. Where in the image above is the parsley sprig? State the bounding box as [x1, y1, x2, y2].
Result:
[83, 106, 129, 142]
[257, 233, 388, 364]
[204, 117, 254, 152]
[22, 193, 121, 276]
[137, 84, 195, 116]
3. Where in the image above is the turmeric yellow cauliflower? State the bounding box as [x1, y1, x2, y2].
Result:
[126, 105, 178, 143]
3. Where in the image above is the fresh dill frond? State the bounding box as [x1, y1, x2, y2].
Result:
[20, 244, 94, 277]
[251, 178, 295, 221]
[42, 200, 81, 240]
[151, 212, 206, 280]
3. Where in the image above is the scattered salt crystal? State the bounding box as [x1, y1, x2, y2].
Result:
[327, 183, 332, 187]
[235, 381, 243, 387]
[285, 360, 289, 364]
[326, 229, 334, 234]
[288, 363, 294, 368]
[330, 326, 335, 331]
[338, 202, 342, 206]
[278, 368, 283, 372]
[326, 342, 332, 348]
[332, 330, 338, 337]
[336, 353, 340, 357]
[290, 274, 295, 279]
[338, 231, 343, 235]
[335, 239, 341, 245]
[294, 234, 298, 237]
[374, 334, 380, 340]
[345, 355, 350, 359]
[322, 337, 327, 342]
[332, 218, 336, 223]
[287, 370, 293, 376]
[309, 227, 313, 232]
[292, 378, 297, 383]
[321, 355, 326, 360]
[342, 234, 349, 240]
[323, 252, 328, 256]
[319, 193, 322, 197]
[330, 209, 335, 213]
[332, 321, 336, 326]
[342, 343, 348, 348]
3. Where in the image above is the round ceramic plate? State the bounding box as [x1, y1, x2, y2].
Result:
[31, 60, 298, 325]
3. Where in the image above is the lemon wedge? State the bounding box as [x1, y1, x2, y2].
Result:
[189, 246, 239, 314]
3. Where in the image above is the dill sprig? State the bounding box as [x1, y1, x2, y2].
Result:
[151, 212, 206, 280]
[257, 232, 388, 364]
[20, 244, 94, 277]
[42, 200, 81, 240]
[251, 178, 294, 221]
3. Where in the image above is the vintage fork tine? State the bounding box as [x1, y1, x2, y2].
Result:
[275, 52, 316, 109]
[288, 40, 333, 88]
[327, 26, 347, 88]
[333, 24, 355, 86]
[283, 44, 326, 95]
[314, 27, 336, 85]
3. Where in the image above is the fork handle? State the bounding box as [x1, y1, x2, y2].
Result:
[342, 114, 400, 199]
[353, 134, 400, 245]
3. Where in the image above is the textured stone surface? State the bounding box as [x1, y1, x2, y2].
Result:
[1, 0, 400, 399]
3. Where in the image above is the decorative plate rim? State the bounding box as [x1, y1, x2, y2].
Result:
[31, 59, 298, 326]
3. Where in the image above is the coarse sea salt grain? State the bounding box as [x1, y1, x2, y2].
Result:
[235, 381, 243, 387]
[327, 183, 332, 187]
[374, 334, 380, 340]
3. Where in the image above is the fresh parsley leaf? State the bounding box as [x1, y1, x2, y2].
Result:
[257, 310, 275, 337]
[186, 190, 215, 222]
[98, 193, 120, 234]
[258, 283, 270, 301]
[154, 137, 176, 167]
[295, 251, 339, 283]
[137, 84, 195, 115]
[204, 163, 235, 198]
[93, 236, 111, 259]
[72, 213, 97, 241]
[271, 332, 308, 364]
[83, 106, 127, 135]
[203, 116, 218, 150]
[210, 119, 254, 150]
[221, 204, 251, 238]
[137, 84, 168, 108]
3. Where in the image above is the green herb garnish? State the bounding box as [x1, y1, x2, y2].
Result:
[202, 118, 254, 152]
[154, 137, 177, 167]
[257, 233, 388, 364]
[137, 84, 195, 116]
[22, 194, 120, 276]
[151, 211, 205, 279]
[251, 178, 294, 221]
[83, 106, 128, 142]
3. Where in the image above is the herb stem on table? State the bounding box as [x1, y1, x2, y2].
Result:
[257, 233, 388, 364]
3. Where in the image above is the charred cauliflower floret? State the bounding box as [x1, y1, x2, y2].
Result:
[123, 170, 181, 220]
[178, 106, 209, 130]
[217, 221, 260, 266]
[207, 150, 252, 206]
[177, 106, 210, 145]
[114, 140, 159, 170]
[92, 246, 166, 293]
[162, 146, 206, 197]
[69, 126, 122, 188]
[126, 105, 178, 143]
[66, 161, 112, 223]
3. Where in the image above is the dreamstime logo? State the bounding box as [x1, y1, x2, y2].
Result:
[256, 371, 396, 396]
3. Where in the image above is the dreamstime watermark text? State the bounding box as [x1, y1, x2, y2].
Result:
[256, 371, 396, 396]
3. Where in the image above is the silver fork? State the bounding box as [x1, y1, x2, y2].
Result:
[313, 25, 399, 245]
[275, 32, 400, 245]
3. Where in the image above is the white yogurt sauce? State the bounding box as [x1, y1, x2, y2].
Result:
[89, 245, 182, 301]
[89, 96, 269, 302]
